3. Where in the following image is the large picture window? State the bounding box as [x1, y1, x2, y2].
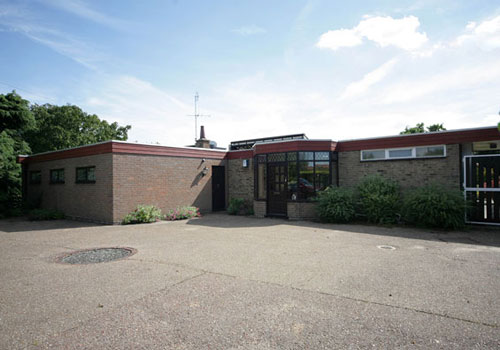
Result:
[255, 151, 334, 202]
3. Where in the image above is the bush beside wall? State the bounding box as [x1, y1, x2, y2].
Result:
[122, 205, 163, 225]
[357, 175, 400, 224]
[402, 184, 466, 230]
[316, 187, 356, 223]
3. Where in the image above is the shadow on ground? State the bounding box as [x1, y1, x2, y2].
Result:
[187, 213, 500, 248]
[0, 217, 103, 233]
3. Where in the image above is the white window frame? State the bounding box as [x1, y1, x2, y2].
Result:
[360, 145, 446, 161]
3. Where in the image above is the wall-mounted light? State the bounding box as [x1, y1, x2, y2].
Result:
[242, 159, 249, 168]
[201, 158, 206, 163]
[201, 166, 209, 176]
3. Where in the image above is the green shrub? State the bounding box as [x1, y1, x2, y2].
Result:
[357, 175, 400, 224]
[164, 206, 200, 220]
[28, 208, 65, 221]
[402, 184, 466, 229]
[316, 187, 356, 223]
[227, 198, 253, 215]
[122, 205, 163, 224]
[227, 198, 244, 215]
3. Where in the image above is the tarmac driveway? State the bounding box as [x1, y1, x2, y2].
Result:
[0, 214, 499, 349]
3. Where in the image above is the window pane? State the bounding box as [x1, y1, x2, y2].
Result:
[30, 171, 41, 184]
[388, 149, 412, 158]
[361, 150, 385, 160]
[87, 167, 96, 181]
[76, 168, 86, 181]
[287, 152, 297, 161]
[298, 152, 314, 160]
[267, 152, 285, 162]
[298, 162, 315, 199]
[315, 161, 330, 192]
[416, 146, 444, 157]
[257, 163, 266, 199]
[288, 162, 297, 200]
[257, 154, 266, 163]
[315, 152, 330, 161]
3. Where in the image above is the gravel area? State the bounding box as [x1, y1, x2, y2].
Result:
[59, 247, 135, 264]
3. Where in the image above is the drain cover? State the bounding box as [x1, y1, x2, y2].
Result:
[57, 247, 136, 264]
[377, 245, 396, 250]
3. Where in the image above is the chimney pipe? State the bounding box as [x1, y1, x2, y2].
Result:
[200, 125, 206, 140]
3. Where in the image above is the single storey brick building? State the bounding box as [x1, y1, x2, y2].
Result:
[17, 125, 500, 224]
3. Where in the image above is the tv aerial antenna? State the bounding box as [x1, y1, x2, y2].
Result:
[187, 92, 210, 141]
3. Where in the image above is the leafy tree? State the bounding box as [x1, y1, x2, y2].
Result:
[0, 91, 34, 133]
[26, 104, 131, 154]
[0, 91, 34, 216]
[400, 122, 446, 134]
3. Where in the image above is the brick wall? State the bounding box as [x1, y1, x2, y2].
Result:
[338, 144, 461, 190]
[25, 154, 113, 223]
[287, 202, 317, 220]
[227, 158, 254, 202]
[253, 200, 266, 217]
[112, 154, 225, 223]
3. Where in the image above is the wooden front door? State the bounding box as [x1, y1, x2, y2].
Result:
[212, 166, 225, 211]
[267, 163, 287, 216]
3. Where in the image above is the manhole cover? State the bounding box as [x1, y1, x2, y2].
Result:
[377, 245, 396, 250]
[57, 247, 136, 264]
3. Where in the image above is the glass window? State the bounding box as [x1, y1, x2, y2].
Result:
[388, 148, 412, 158]
[298, 162, 315, 199]
[287, 152, 297, 161]
[361, 150, 385, 160]
[256, 163, 266, 200]
[315, 152, 330, 161]
[267, 153, 286, 162]
[288, 162, 297, 200]
[257, 154, 266, 163]
[416, 145, 445, 157]
[315, 161, 330, 192]
[50, 169, 65, 184]
[29, 171, 41, 184]
[299, 152, 314, 161]
[76, 166, 96, 183]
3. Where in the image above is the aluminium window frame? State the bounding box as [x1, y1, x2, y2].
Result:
[360, 145, 446, 162]
[29, 170, 42, 185]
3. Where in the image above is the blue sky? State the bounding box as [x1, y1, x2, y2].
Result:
[1, 0, 499, 148]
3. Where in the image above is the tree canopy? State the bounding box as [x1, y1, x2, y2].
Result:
[26, 104, 131, 154]
[400, 123, 446, 135]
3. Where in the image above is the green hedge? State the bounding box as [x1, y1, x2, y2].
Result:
[402, 184, 466, 229]
[357, 175, 400, 224]
[316, 187, 356, 223]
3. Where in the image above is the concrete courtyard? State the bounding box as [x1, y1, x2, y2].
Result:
[0, 213, 499, 349]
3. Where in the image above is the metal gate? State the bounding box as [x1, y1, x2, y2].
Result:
[463, 154, 500, 225]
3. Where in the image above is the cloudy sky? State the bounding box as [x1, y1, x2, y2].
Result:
[1, 0, 499, 148]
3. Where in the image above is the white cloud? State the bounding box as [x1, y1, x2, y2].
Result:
[0, 3, 105, 69]
[317, 15, 428, 51]
[340, 58, 398, 99]
[454, 15, 500, 50]
[232, 25, 266, 36]
[316, 28, 361, 50]
[41, 0, 129, 30]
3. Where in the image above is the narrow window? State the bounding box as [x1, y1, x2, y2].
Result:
[76, 166, 96, 183]
[361, 150, 385, 160]
[314, 161, 330, 192]
[298, 161, 315, 200]
[388, 148, 412, 158]
[29, 171, 41, 184]
[416, 145, 445, 157]
[50, 169, 65, 184]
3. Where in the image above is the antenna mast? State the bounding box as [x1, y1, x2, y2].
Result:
[187, 92, 210, 141]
